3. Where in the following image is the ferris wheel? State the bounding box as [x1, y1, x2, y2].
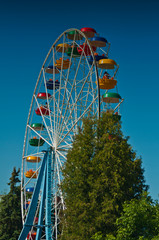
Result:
[18, 27, 123, 240]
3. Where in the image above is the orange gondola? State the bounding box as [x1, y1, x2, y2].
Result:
[24, 169, 38, 178]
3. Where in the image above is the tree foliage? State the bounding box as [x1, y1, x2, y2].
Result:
[60, 113, 148, 239]
[0, 167, 22, 240]
[116, 192, 159, 240]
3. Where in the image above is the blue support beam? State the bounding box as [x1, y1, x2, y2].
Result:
[18, 151, 48, 240]
[45, 150, 54, 240]
[36, 163, 47, 240]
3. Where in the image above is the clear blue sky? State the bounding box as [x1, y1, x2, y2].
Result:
[0, 0, 159, 200]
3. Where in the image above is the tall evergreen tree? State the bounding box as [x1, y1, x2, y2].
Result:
[0, 167, 22, 240]
[60, 113, 148, 240]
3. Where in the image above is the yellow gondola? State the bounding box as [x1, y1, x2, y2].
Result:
[97, 78, 117, 89]
[55, 58, 70, 69]
[24, 170, 38, 178]
[26, 156, 41, 163]
[56, 43, 70, 52]
[98, 59, 117, 69]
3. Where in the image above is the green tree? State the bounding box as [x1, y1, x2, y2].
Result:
[116, 192, 159, 240]
[91, 232, 116, 240]
[60, 113, 148, 240]
[0, 167, 22, 240]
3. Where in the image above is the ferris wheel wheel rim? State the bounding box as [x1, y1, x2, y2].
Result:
[20, 28, 101, 228]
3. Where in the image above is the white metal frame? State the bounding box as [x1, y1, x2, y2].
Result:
[20, 28, 123, 240]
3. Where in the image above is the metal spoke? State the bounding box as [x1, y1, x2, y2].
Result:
[57, 96, 98, 146]
[58, 64, 94, 140]
[34, 94, 54, 145]
[58, 39, 87, 130]
[27, 125, 52, 148]
[43, 69, 54, 140]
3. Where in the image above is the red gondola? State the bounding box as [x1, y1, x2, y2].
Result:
[37, 92, 51, 99]
[77, 44, 96, 56]
[80, 27, 96, 38]
[27, 232, 36, 240]
[35, 106, 50, 116]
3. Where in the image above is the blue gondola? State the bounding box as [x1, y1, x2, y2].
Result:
[46, 80, 60, 90]
[90, 36, 108, 47]
[26, 187, 34, 193]
[89, 55, 107, 65]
